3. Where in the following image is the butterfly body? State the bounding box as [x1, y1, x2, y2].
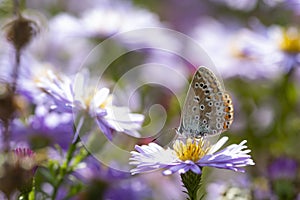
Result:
[178, 66, 234, 138]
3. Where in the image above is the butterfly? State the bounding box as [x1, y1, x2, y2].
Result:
[176, 66, 234, 138]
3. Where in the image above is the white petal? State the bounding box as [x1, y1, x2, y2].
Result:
[92, 88, 110, 108]
[208, 136, 229, 154]
[73, 72, 85, 101]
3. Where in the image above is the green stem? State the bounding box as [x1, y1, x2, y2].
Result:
[180, 170, 203, 200]
[28, 178, 35, 200]
[51, 137, 80, 200]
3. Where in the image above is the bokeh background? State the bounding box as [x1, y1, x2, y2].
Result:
[0, 0, 300, 199]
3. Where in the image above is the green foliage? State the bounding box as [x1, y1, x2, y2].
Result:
[181, 170, 203, 200]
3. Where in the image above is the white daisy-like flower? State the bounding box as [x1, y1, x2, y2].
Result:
[36, 69, 144, 140]
[130, 136, 254, 175]
[234, 25, 300, 73]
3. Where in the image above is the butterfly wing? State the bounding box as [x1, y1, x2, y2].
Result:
[178, 66, 233, 138]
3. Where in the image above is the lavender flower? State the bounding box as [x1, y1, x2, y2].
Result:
[285, 0, 300, 15]
[210, 0, 257, 11]
[233, 25, 300, 73]
[130, 136, 254, 175]
[191, 18, 279, 79]
[74, 156, 154, 200]
[36, 69, 144, 140]
[11, 104, 73, 149]
[268, 156, 298, 180]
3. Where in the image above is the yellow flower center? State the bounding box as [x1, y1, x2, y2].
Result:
[173, 138, 211, 162]
[280, 27, 300, 53]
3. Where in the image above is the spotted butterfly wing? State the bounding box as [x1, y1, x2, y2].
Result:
[177, 66, 234, 138]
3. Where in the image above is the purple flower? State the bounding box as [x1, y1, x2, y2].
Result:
[37, 69, 144, 140]
[74, 156, 130, 183]
[210, 0, 257, 11]
[190, 18, 279, 79]
[73, 156, 153, 200]
[268, 156, 298, 180]
[103, 179, 153, 200]
[285, 0, 300, 15]
[11, 104, 73, 149]
[232, 24, 300, 73]
[130, 136, 254, 175]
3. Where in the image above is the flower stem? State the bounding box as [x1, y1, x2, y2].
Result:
[51, 137, 80, 200]
[12, 48, 21, 94]
[180, 170, 203, 200]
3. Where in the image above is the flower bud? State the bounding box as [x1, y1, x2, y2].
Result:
[4, 15, 39, 50]
[0, 148, 37, 197]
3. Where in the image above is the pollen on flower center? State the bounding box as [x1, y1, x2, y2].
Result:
[173, 138, 211, 162]
[280, 27, 300, 53]
[84, 95, 93, 107]
[100, 95, 112, 109]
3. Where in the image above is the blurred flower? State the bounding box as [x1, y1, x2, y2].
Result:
[74, 156, 153, 200]
[75, 156, 129, 182]
[29, 14, 92, 73]
[207, 181, 252, 200]
[11, 104, 73, 149]
[48, 0, 162, 38]
[130, 136, 254, 175]
[210, 0, 257, 11]
[0, 148, 37, 197]
[191, 18, 279, 79]
[103, 179, 153, 200]
[268, 156, 298, 180]
[37, 69, 144, 140]
[234, 25, 300, 73]
[28, 1, 162, 73]
[285, 0, 300, 15]
[264, 0, 300, 15]
[79, 2, 161, 38]
[253, 177, 274, 200]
